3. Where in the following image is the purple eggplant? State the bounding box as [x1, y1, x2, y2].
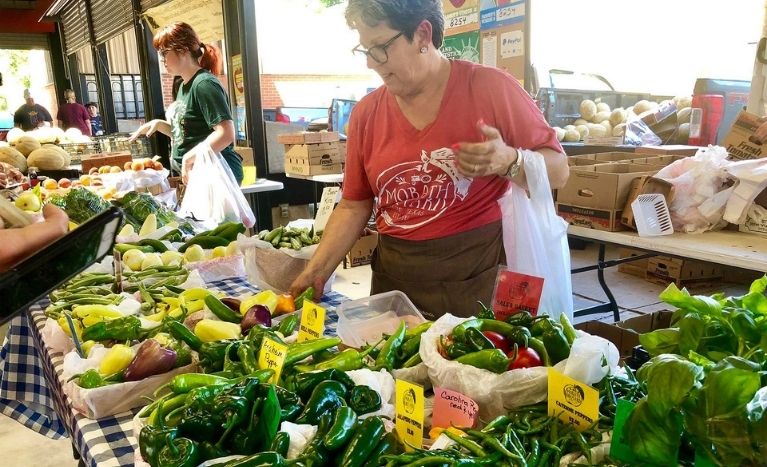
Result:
[123, 339, 177, 381]
[241, 304, 272, 334]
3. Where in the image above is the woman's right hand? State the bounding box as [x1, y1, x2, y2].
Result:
[129, 120, 164, 141]
[289, 269, 327, 301]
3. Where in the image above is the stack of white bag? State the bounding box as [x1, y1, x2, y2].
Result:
[419, 313, 619, 422]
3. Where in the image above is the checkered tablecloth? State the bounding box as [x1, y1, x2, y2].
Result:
[0, 277, 348, 467]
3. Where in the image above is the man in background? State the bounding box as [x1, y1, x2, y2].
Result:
[13, 89, 52, 131]
[57, 89, 91, 136]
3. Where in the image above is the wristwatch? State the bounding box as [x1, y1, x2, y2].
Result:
[504, 149, 523, 179]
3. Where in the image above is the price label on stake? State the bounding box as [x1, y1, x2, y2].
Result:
[431, 387, 479, 429]
[547, 368, 599, 432]
[297, 301, 326, 342]
[258, 336, 288, 384]
[395, 379, 424, 451]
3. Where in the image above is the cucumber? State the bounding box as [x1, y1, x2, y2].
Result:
[263, 227, 283, 243]
[137, 239, 168, 253]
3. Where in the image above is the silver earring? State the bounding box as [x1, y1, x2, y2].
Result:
[420, 46, 427, 53]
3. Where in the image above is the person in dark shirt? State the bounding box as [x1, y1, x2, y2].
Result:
[86, 103, 105, 136]
[13, 90, 52, 131]
[57, 89, 91, 136]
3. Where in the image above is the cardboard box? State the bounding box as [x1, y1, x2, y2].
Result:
[556, 163, 662, 211]
[338, 141, 347, 165]
[277, 131, 339, 145]
[442, 0, 480, 36]
[738, 187, 767, 238]
[636, 154, 687, 166]
[80, 151, 132, 173]
[646, 256, 724, 288]
[556, 203, 624, 232]
[575, 311, 673, 358]
[569, 152, 643, 166]
[441, 30, 480, 63]
[722, 110, 767, 161]
[480, 22, 525, 82]
[346, 232, 379, 267]
[617, 248, 650, 278]
[284, 142, 342, 176]
[634, 145, 700, 156]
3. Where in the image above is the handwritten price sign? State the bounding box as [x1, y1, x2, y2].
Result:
[258, 336, 288, 384]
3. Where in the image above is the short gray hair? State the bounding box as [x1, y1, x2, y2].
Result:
[345, 0, 445, 49]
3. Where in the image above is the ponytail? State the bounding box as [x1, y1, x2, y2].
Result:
[199, 43, 223, 75]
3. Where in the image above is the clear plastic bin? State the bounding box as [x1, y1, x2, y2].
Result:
[336, 290, 426, 348]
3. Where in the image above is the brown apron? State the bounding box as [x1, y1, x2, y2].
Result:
[370, 221, 503, 320]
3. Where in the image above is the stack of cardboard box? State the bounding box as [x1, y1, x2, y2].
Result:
[277, 132, 342, 176]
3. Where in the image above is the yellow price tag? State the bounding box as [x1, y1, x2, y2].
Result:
[547, 368, 600, 431]
[297, 301, 326, 343]
[258, 336, 288, 384]
[395, 379, 424, 451]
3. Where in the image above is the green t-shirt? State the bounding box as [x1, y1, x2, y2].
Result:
[170, 69, 243, 183]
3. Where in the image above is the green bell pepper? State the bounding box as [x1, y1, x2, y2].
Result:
[348, 385, 381, 415]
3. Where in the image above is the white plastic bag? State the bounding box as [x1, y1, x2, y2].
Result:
[421, 313, 554, 421]
[499, 150, 573, 321]
[655, 146, 734, 233]
[178, 143, 255, 229]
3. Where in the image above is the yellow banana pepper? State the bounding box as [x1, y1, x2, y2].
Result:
[58, 316, 83, 340]
[145, 310, 167, 322]
[81, 340, 96, 357]
[152, 332, 173, 347]
[185, 299, 205, 313]
[179, 288, 211, 303]
[240, 290, 278, 315]
[72, 305, 121, 320]
[82, 314, 118, 328]
[168, 307, 184, 319]
[194, 319, 241, 342]
[99, 344, 135, 375]
[160, 297, 180, 307]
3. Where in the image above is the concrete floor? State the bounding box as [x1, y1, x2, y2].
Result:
[0, 242, 753, 466]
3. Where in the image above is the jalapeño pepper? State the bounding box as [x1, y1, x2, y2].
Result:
[165, 320, 203, 351]
[294, 287, 315, 310]
[294, 369, 356, 401]
[465, 327, 496, 351]
[476, 301, 496, 319]
[271, 431, 291, 458]
[222, 451, 286, 467]
[323, 405, 358, 450]
[275, 314, 299, 336]
[456, 349, 509, 373]
[295, 380, 347, 425]
[529, 318, 569, 364]
[339, 416, 386, 467]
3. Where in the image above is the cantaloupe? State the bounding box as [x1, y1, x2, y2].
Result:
[27, 146, 70, 170]
[0, 146, 27, 172]
[14, 135, 41, 156]
[580, 100, 597, 121]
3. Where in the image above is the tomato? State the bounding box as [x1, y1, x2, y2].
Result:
[507, 346, 543, 370]
[482, 331, 510, 354]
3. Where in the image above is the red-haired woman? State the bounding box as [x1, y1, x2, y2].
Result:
[131, 22, 242, 184]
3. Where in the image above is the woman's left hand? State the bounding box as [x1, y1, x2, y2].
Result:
[453, 120, 517, 178]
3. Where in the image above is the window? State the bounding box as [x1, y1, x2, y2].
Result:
[110, 74, 144, 119]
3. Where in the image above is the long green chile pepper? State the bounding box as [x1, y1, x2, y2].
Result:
[314, 344, 380, 372]
[284, 337, 342, 366]
[404, 321, 433, 339]
[399, 334, 423, 360]
[402, 352, 422, 368]
[465, 327, 496, 352]
[375, 321, 407, 370]
[270, 432, 291, 458]
[441, 429, 486, 457]
[466, 429, 522, 461]
[276, 314, 299, 336]
[295, 380, 347, 425]
[205, 295, 243, 323]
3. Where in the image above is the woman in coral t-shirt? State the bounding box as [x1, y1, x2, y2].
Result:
[290, 0, 569, 319]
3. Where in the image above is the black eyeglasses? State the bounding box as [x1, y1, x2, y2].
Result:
[351, 32, 403, 65]
[158, 49, 173, 60]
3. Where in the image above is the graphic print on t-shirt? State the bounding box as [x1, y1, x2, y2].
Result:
[169, 101, 186, 154]
[376, 147, 472, 230]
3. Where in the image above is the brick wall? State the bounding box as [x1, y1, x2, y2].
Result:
[160, 73, 372, 111]
[260, 74, 372, 109]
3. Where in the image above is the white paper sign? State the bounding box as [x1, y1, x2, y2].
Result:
[482, 34, 497, 68]
[313, 186, 340, 233]
[500, 30, 524, 59]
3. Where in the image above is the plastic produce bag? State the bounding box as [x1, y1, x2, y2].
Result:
[655, 146, 734, 233]
[499, 150, 573, 321]
[723, 157, 767, 224]
[178, 143, 255, 229]
[421, 313, 553, 421]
